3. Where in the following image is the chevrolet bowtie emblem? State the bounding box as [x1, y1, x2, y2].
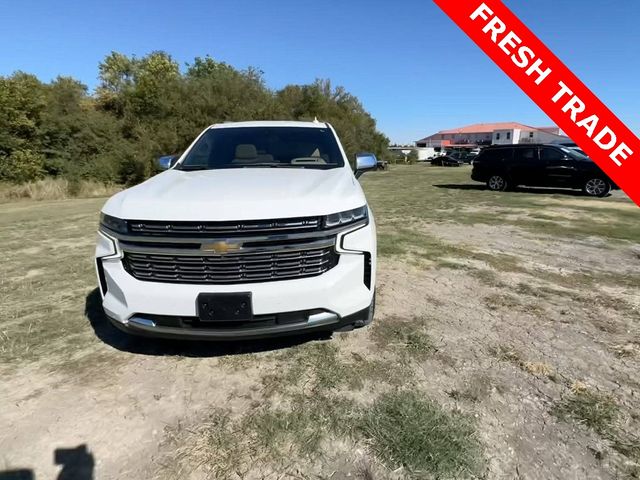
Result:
[201, 241, 242, 254]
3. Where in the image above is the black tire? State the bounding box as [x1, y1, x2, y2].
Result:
[487, 174, 508, 191]
[582, 177, 611, 197]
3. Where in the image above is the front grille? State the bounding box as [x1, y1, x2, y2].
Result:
[122, 245, 338, 284]
[128, 217, 322, 237]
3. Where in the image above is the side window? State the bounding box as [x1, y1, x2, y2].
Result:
[514, 148, 538, 163]
[506, 132, 511, 140]
[541, 147, 565, 162]
[496, 132, 501, 140]
[480, 148, 511, 162]
[529, 131, 534, 138]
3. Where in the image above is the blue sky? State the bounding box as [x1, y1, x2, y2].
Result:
[1, 0, 638, 143]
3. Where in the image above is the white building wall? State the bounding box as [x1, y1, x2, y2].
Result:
[513, 129, 522, 144]
[518, 130, 570, 144]
[492, 128, 569, 145]
[492, 129, 517, 144]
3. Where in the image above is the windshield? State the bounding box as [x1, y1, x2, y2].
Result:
[177, 126, 345, 170]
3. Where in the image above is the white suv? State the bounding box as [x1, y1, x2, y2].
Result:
[95, 121, 377, 340]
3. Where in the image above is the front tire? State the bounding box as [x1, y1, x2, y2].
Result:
[583, 177, 611, 197]
[487, 174, 508, 191]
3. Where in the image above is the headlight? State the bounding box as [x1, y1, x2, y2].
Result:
[100, 213, 128, 234]
[324, 205, 368, 228]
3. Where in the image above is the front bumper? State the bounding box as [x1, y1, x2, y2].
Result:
[95, 220, 376, 339]
[106, 304, 372, 340]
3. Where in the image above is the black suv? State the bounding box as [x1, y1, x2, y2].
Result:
[471, 144, 614, 197]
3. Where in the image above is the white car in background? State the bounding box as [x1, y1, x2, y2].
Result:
[95, 121, 377, 340]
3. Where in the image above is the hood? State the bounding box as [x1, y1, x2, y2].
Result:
[102, 167, 366, 221]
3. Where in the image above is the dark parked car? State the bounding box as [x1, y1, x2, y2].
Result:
[471, 144, 614, 197]
[463, 153, 478, 164]
[431, 152, 466, 167]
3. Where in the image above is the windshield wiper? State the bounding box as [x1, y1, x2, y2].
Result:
[179, 163, 338, 170]
[178, 165, 209, 171]
[240, 163, 338, 169]
[237, 163, 296, 168]
[240, 163, 279, 168]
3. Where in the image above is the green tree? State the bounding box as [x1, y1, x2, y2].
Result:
[0, 52, 389, 186]
[0, 72, 47, 156]
[0, 150, 45, 182]
[276, 79, 389, 162]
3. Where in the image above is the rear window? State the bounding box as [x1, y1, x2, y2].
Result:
[178, 127, 345, 170]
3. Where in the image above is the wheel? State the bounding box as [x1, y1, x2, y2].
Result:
[583, 177, 611, 197]
[487, 174, 508, 191]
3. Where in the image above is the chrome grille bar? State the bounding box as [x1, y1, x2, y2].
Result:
[100, 218, 368, 244]
[122, 244, 338, 285]
[129, 217, 322, 236]
[118, 237, 335, 257]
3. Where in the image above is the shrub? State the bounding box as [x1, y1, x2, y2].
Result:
[118, 156, 148, 186]
[0, 178, 120, 202]
[0, 150, 45, 183]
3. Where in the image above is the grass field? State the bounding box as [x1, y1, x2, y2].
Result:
[1, 165, 639, 479]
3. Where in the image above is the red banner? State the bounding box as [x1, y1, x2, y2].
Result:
[434, 0, 639, 206]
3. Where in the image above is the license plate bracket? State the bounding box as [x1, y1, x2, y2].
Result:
[196, 293, 253, 322]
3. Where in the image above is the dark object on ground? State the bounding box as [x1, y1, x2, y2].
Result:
[431, 155, 463, 167]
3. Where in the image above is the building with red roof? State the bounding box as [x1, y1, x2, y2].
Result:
[416, 122, 567, 148]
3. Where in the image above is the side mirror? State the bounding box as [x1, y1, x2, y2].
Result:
[354, 152, 377, 179]
[157, 155, 179, 170]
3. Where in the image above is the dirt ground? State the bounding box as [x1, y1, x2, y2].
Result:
[1, 165, 638, 479]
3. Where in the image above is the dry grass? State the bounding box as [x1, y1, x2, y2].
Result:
[552, 389, 619, 435]
[356, 391, 485, 478]
[448, 376, 492, 404]
[522, 361, 554, 378]
[488, 344, 522, 363]
[0, 178, 121, 203]
[490, 346, 557, 380]
[371, 316, 436, 361]
[2, 165, 639, 479]
[552, 387, 640, 464]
